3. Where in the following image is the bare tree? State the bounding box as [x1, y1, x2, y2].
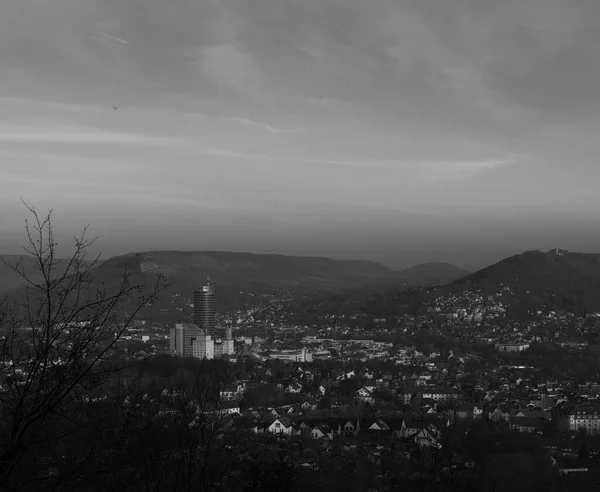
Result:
[0, 203, 168, 491]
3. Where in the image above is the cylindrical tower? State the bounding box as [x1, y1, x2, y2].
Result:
[193, 282, 216, 337]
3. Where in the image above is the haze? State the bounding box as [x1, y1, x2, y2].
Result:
[2, 0, 600, 270]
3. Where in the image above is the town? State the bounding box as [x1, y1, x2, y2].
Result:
[97, 281, 600, 490]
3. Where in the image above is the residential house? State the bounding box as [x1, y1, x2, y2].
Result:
[355, 387, 375, 404]
[311, 423, 334, 440]
[219, 385, 239, 401]
[369, 419, 391, 432]
[414, 426, 440, 448]
[489, 405, 510, 422]
[286, 381, 303, 394]
[509, 417, 545, 433]
[268, 417, 294, 436]
[340, 419, 361, 437]
[301, 400, 318, 412]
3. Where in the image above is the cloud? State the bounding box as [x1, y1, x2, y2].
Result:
[422, 156, 522, 182]
[0, 125, 174, 146]
[194, 144, 519, 175]
[226, 117, 302, 134]
[67, 25, 129, 45]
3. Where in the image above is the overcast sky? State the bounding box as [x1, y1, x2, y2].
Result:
[1, 0, 600, 270]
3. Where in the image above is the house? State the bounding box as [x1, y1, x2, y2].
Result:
[489, 405, 510, 422]
[219, 386, 239, 401]
[355, 387, 375, 404]
[421, 387, 463, 402]
[311, 423, 334, 440]
[292, 424, 311, 437]
[340, 419, 361, 437]
[369, 419, 391, 431]
[268, 417, 294, 436]
[509, 417, 545, 433]
[397, 392, 413, 405]
[286, 381, 303, 394]
[297, 420, 313, 433]
[301, 400, 318, 412]
[252, 423, 269, 434]
[399, 418, 421, 438]
[302, 371, 315, 382]
[495, 342, 529, 352]
[414, 426, 440, 448]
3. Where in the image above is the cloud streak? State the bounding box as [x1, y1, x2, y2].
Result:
[196, 144, 520, 175]
[68, 25, 129, 45]
[226, 117, 303, 134]
[0, 126, 173, 146]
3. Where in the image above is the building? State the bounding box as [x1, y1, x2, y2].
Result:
[268, 417, 294, 436]
[421, 387, 464, 402]
[270, 348, 313, 363]
[170, 323, 203, 357]
[192, 335, 215, 360]
[222, 338, 235, 355]
[193, 281, 216, 337]
[225, 326, 233, 340]
[568, 407, 600, 435]
[495, 342, 530, 352]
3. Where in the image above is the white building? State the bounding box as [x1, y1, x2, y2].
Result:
[192, 335, 215, 360]
[569, 408, 600, 435]
[270, 348, 313, 363]
[222, 339, 235, 355]
[268, 417, 293, 436]
[495, 342, 529, 352]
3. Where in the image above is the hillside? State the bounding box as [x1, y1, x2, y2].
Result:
[2, 251, 414, 321]
[442, 249, 600, 315]
[395, 262, 469, 285]
[288, 249, 600, 323]
[0, 255, 103, 293]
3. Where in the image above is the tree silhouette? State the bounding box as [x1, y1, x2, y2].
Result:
[0, 202, 168, 491]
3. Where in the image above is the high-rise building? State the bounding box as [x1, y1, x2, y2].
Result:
[171, 323, 203, 357]
[193, 280, 216, 337]
[225, 326, 233, 340]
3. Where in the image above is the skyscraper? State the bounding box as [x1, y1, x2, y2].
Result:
[171, 323, 202, 357]
[193, 279, 216, 337]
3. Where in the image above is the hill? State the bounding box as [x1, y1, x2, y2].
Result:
[395, 262, 469, 285]
[1, 250, 418, 321]
[443, 248, 600, 315]
[287, 249, 600, 323]
[0, 255, 103, 293]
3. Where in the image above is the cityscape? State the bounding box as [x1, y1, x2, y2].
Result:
[3, 0, 600, 491]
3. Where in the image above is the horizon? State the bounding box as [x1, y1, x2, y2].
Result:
[3, 0, 600, 270]
[0, 246, 588, 273]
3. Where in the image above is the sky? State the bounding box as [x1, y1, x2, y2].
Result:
[1, 0, 600, 270]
